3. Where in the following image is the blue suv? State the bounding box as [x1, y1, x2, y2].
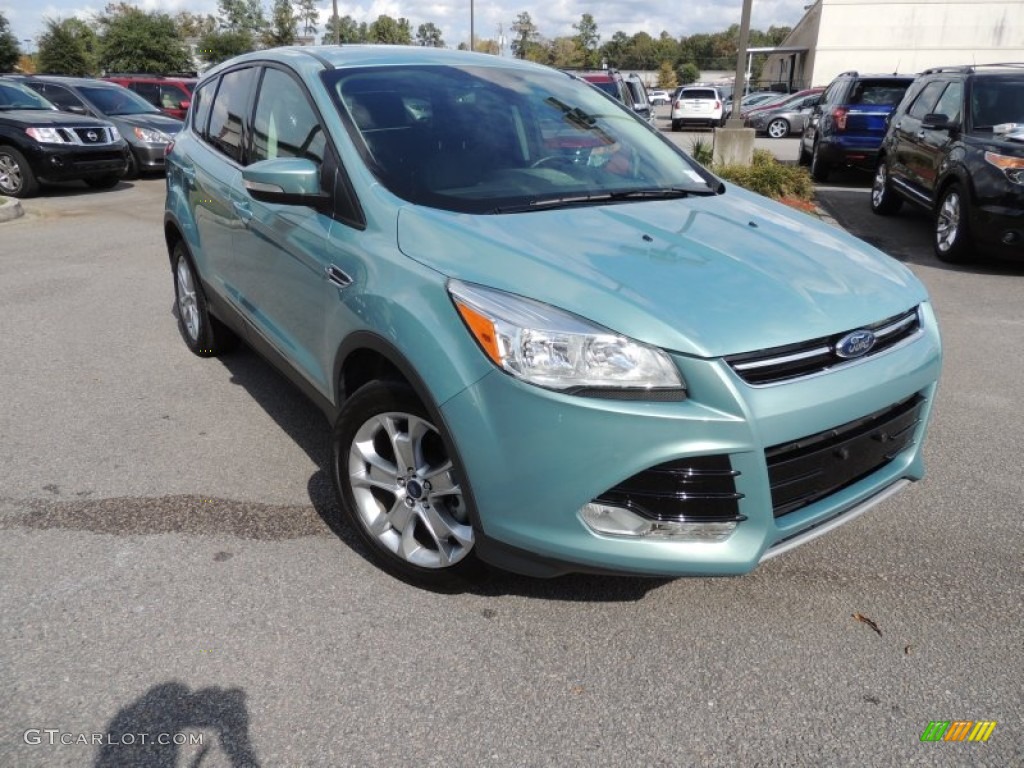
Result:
[801, 71, 916, 181]
[164, 47, 941, 586]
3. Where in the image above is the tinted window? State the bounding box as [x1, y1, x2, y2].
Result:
[34, 83, 84, 110]
[970, 79, 1024, 128]
[932, 81, 963, 122]
[207, 67, 257, 163]
[0, 81, 55, 110]
[681, 89, 717, 100]
[251, 68, 326, 164]
[161, 84, 187, 109]
[907, 80, 946, 119]
[133, 82, 161, 107]
[191, 79, 215, 135]
[850, 79, 911, 106]
[79, 85, 159, 115]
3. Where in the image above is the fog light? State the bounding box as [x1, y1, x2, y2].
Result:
[580, 502, 737, 542]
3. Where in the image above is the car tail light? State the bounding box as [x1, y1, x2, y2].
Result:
[832, 107, 849, 131]
[715, 101, 721, 110]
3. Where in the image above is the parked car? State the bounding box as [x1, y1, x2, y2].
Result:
[0, 77, 128, 198]
[648, 89, 671, 106]
[20, 76, 183, 178]
[671, 85, 725, 130]
[572, 69, 653, 124]
[165, 46, 941, 586]
[744, 88, 824, 138]
[622, 73, 655, 124]
[801, 71, 916, 181]
[105, 74, 196, 120]
[872, 63, 1024, 263]
[724, 90, 782, 119]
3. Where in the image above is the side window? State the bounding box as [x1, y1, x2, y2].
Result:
[161, 84, 185, 109]
[191, 79, 215, 136]
[206, 67, 257, 164]
[133, 82, 160, 108]
[907, 81, 946, 119]
[821, 80, 843, 106]
[251, 67, 326, 164]
[38, 84, 84, 111]
[932, 81, 963, 122]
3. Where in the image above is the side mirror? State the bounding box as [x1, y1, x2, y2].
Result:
[179, 100, 191, 111]
[922, 113, 955, 131]
[66, 104, 88, 115]
[242, 158, 331, 211]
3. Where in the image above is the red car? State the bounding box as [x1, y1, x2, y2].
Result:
[104, 75, 196, 120]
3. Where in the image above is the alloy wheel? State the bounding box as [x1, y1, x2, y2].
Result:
[871, 165, 888, 208]
[348, 411, 473, 569]
[0, 153, 22, 195]
[936, 190, 961, 254]
[175, 258, 200, 341]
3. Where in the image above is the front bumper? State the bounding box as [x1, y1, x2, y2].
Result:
[131, 143, 169, 170]
[26, 142, 129, 183]
[441, 303, 941, 577]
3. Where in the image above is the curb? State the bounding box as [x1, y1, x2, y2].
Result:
[0, 195, 24, 223]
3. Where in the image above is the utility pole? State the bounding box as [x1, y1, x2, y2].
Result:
[470, 0, 475, 51]
[726, 0, 753, 128]
[332, 0, 339, 44]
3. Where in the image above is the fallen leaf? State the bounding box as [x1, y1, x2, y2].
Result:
[904, 644, 912, 655]
[852, 612, 882, 637]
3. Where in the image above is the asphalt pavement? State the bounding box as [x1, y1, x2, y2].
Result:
[0, 155, 1021, 766]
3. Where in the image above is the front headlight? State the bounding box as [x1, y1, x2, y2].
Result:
[25, 127, 68, 144]
[133, 126, 170, 143]
[449, 280, 685, 395]
[985, 151, 1024, 184]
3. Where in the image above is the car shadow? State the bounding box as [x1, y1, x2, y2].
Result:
[201, 338, 671, 602]
[93, 681, 259, 767]
[37, 180, 136, 197]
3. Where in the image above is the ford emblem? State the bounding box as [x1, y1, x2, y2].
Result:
[835, 330, 877, 359]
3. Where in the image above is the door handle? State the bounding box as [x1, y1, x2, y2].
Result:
[915, 131, 926, 140]
[326, 265, 352, 289]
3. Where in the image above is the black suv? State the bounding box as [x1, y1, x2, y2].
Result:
[801, 71, 915, 181]
[0, 78, 128, 198]
[872, 64, 1024, 263]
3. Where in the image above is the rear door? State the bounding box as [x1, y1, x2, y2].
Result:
[890, 79, 945, 196]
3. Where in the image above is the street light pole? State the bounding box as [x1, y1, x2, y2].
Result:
[726, 0, 754, 128]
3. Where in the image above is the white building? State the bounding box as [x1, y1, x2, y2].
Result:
[762, 0, 1024, 90]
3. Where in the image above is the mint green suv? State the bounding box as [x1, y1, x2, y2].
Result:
[164, 47, 942, 586]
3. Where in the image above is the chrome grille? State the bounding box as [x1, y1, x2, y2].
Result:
[71, 127, 114, 145]
[725, 307, 922, 386]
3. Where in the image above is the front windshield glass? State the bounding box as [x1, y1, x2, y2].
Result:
[971, 80, 1024, 129]
[79, 84, 160, 116]
[0, 81, 56, 111]
[324, 64, 717, 214]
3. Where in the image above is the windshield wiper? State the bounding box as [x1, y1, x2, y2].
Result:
[608, 187, 718, 200]
[491, 186, 716, 213]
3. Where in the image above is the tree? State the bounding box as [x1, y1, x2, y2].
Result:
[510, 13, 539, 60]
[676, 62, 700, 85]
[217, 0, 265, 35]
[37, 18, 99, 75]
[548, 37, 581, 68]
[657, 60, 677, 90]
[97, 5, 192, 74]
[323, 15, 365, 44]
[572, 13, 599, 68]
[367, 15, 411, 45]
[174, 11, 218, 40]
[197, 29, 254, 66]
[295, 0, 318, 39]
[0, 13, 20, 72]
[266, 0, 297, 46]
[416, 22, 444, 48]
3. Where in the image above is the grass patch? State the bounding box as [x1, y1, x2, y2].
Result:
[690, 145, 815, 208]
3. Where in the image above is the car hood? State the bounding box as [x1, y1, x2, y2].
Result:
[966, 129, 1024, 155]
[108, 113, 183, 135]
[1, 109, 112, 128]
[396, 186, 927, 358]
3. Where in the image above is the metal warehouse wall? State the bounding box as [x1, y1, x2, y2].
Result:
[811, 0, 1024, 84]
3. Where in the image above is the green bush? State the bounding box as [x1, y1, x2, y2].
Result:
[689, 145, 814, 203]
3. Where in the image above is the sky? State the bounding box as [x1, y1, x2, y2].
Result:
[3, 0, 810, 56]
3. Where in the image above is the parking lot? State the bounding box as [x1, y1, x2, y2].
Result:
[1, 144, 1021, 765]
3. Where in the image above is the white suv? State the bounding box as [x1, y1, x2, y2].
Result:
[671, 86, 725, 131]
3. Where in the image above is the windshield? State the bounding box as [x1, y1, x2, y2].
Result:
[971, 79, 1024, 129]
[0, 81, 56, 111]
[79, 84, 160, 116]
[324, 65, 717, 214]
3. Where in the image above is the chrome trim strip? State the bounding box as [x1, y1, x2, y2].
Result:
[732, 345, 832, 371]
[760, 479, 911, 562]
[873, 310, 918, 338]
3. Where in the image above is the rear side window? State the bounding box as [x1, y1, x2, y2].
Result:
[191, 79, 215, 135]
[251, 68, 326, 164]
[932, 81, 963, 122]
[207, 67, 257, 163]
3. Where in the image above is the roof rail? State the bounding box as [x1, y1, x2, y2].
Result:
[922, 62, 1024, 75]
[837, 70, 859, 77]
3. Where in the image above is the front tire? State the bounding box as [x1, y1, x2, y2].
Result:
[870, 159, 903, 215]
[766, 118, 790, 139]
[0, 147, 40, 198]
[123, 149, 140, 180]
[332, 381, 479, 588]
[934, 183, 972, 263]
[171, 241, 238, 356]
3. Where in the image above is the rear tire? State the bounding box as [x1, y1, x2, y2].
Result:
[171, 241, 239, 357]
[810, 141, 830, 182]
[766, 118, 790, 139]
[934, 183, 972, 264]
[798, 140, 811, 166]
[332, 381, 481, 589]
[0, 146, 40, 198]
[870, 159, 903, 215]
[671, 120, 681, 132]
